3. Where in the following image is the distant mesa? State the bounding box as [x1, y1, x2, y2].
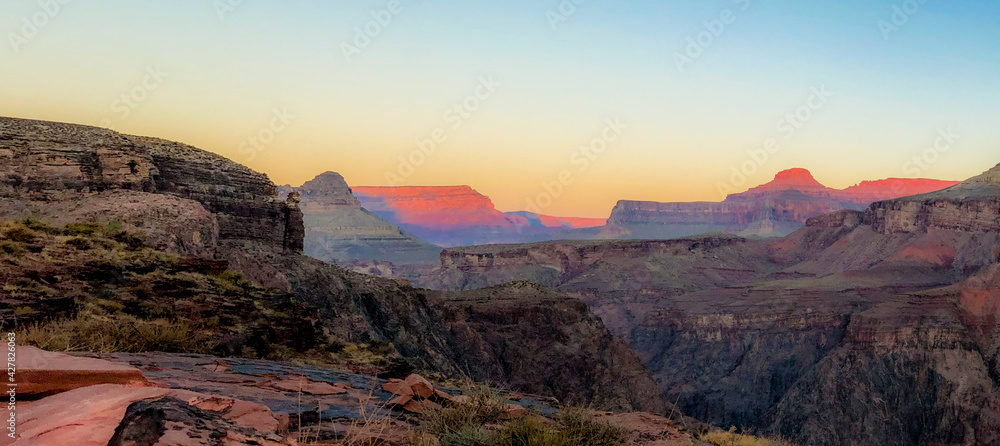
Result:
[280, 172, 442, 265]
[351, 186, 602, 247]
[608, 168, 960, 239]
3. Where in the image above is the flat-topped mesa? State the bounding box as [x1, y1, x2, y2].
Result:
[865, 163, 1000, 234]
[608, 168, 960, 238]
[352, 185, 518, 229]
[0, 117, 304, 254]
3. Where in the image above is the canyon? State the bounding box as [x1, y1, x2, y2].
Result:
[414, 163, 1000, 445]
[0, 117, 664, 419]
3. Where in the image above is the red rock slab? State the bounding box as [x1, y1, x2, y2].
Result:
[269, 378, 350, 395]
[9, 383, 283, 446]
[382, 378, 413, 397]
[16, 347, 150, 398]
[402, 374, 435, 399]
[499, 403, 527, 420]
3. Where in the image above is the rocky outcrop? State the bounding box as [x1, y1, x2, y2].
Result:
[0, 117, 303, 255]
[435, 281, 667, 413]
[1, 116, 673, 418]
[281, 172, 441, 265]
[607, 168, 958, 239]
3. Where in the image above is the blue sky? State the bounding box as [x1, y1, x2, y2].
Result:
[1, 0, 997, 217]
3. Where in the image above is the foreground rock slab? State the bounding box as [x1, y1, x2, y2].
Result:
[16, 346, 149, 399]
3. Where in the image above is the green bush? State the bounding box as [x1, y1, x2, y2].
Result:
[18, 218, 59, 234]
[63, 222, 100, 236]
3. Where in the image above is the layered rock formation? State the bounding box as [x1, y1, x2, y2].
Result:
[608, 168, 959, 239]
[0, 116, 664, 417]
[0, 117, 303, 256]
[280, 172, 441, 265]
[416, 162, 1000, 445]
[351, 186, 604, 247]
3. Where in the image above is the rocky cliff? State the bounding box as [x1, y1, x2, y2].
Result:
[351, 186, 605, 247]
[0, 116, 664, 415]
[280, 172, 441, 265]
[607, 168, 959, 239]
[414, 162, 1000, 445]
[0, 117, 303, 255]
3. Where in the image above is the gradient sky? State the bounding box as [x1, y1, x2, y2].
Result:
[2, 0, 998, 217]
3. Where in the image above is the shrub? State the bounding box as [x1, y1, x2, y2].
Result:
[213, 270, 252, 293]
[66, 237, 93, 250]
[63, 222, 100, 236]
[423, 385, 508, 437]
[700, 431, 796, 446]
[113, 231, 145, 250]
[18, 315, 210, 354]
[102, 220, 124, 236]
[18, 218, 59, 234]
[92, 298, 125, 314]
[3, 226, 37, 243]
[556, 409, 628, 446]
[0, 241, 25, 257]
[440, 426, 495, 446]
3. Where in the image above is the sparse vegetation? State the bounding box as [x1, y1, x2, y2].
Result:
[412, 386, 628, 446]
[1, 219, 325, 363]
[700, 430, 795, 446]
[19, 314, 208, 353]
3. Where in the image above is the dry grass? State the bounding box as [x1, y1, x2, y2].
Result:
[18, 313, 211, 354]
[700, 431, 796, 446]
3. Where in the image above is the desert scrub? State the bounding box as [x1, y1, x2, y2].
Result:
[417, 397, 628, 446]
[700, 431, 796, 446]
[212, 270, 254, 293]
[422, 385, 508, 436]
[0, 241, 25, 257]
[3, 225, 37, 243]
[63, 222, 100, 236]
[18, 313, 213, 354]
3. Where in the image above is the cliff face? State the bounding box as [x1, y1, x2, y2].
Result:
[607, 169, 959, 239]
[0, 116, 663, 415]
[434, 281, 667, 413]
[0, 117, 303, 255]
[415, 162, 1000, 445]
[282, 172, 441, 265]
[351, 186, 589, 247]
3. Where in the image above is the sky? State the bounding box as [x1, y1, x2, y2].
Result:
[1, 0, 998, 218]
